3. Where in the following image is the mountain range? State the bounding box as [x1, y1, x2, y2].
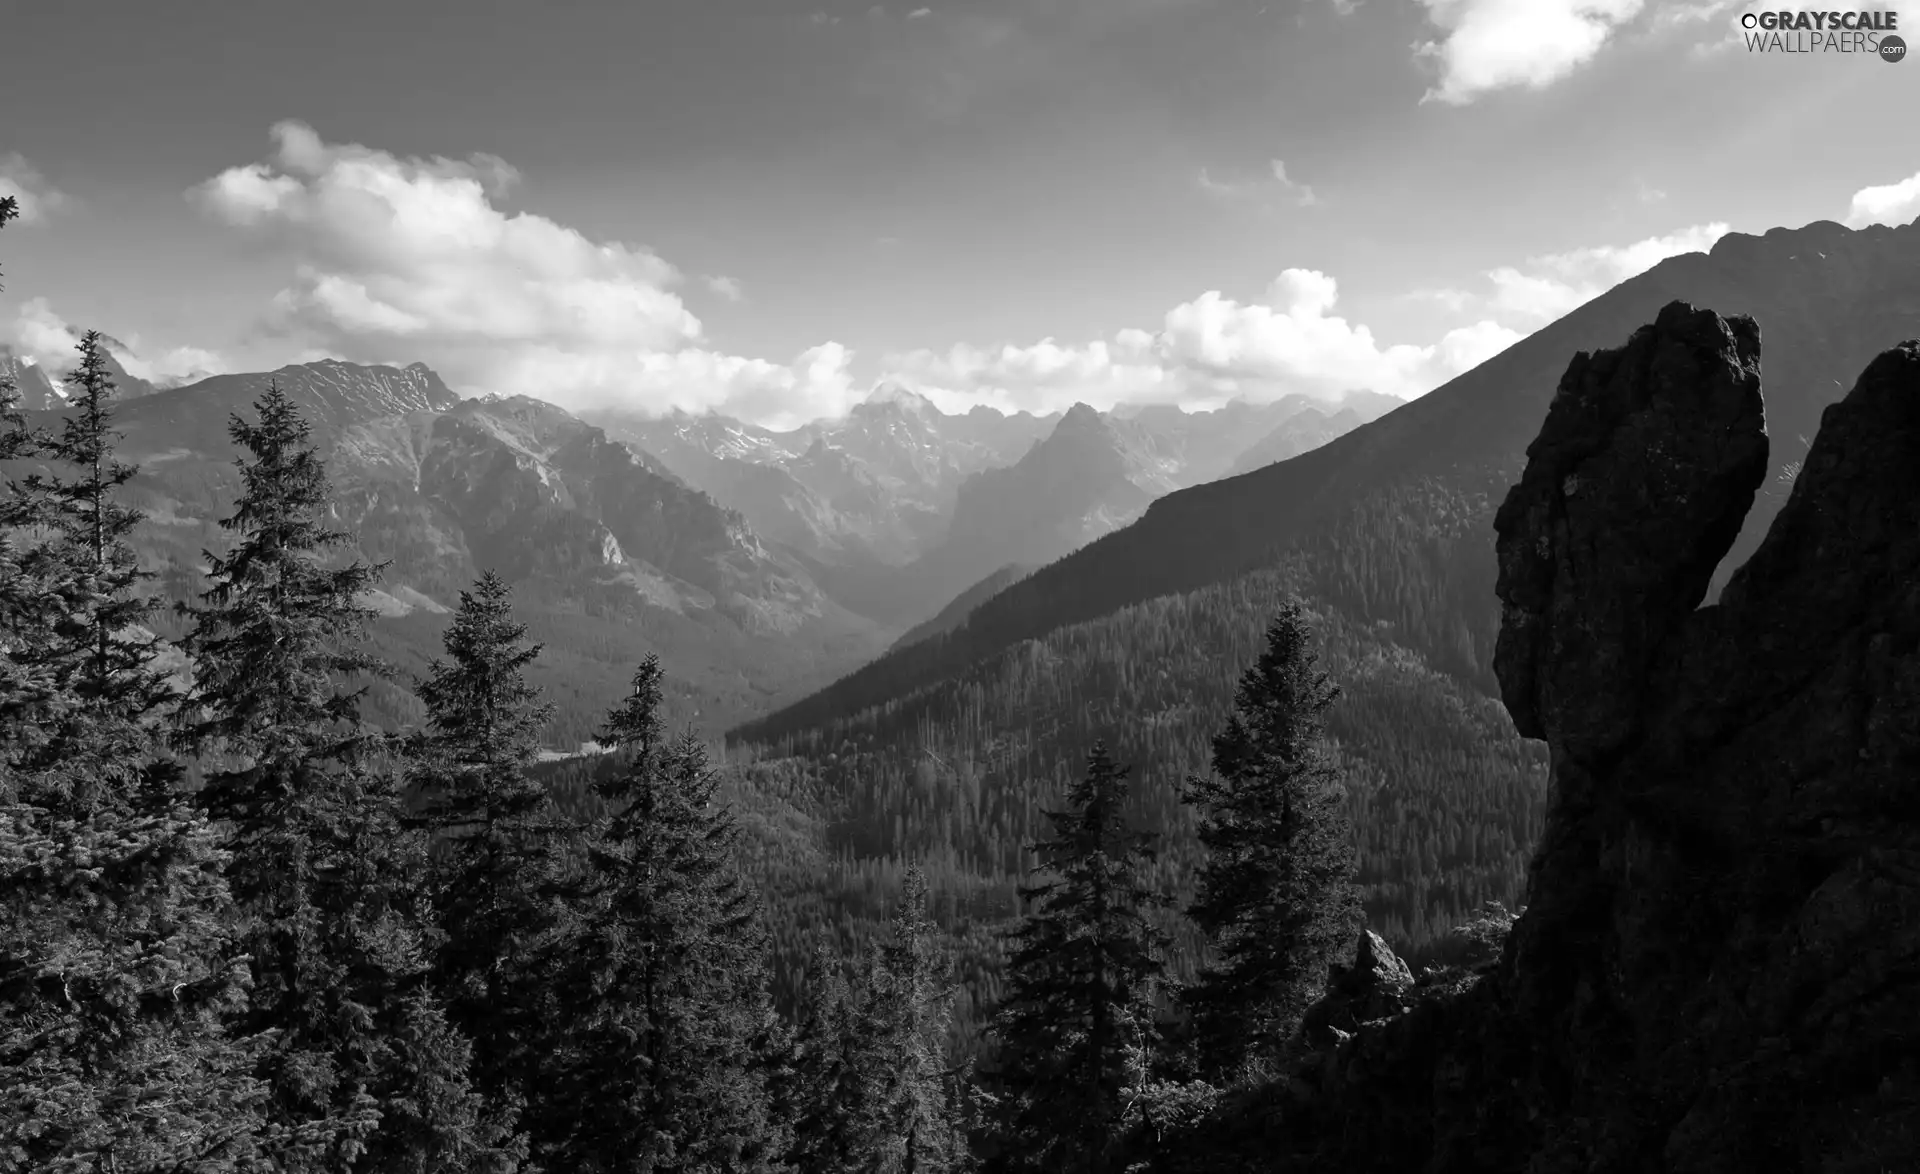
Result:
[593, 386, 1395, 628]
[8, 357, 893, 743]
[2, 342, 1393, 749]
[742, 217, 1920, 745]
[13, 209, 1919, 1083]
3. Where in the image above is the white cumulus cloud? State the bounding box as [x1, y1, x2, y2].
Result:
[1485, 222, 1728, 321]
[881, 269, 1520, 413]
[193, 122, 859, 421]
[1844, 169, 1920, 229]
[0, 154, 68, 225]
[1414, 0, 1645, 105]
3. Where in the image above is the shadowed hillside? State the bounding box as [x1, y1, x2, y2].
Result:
[739, 218, 1920, 744]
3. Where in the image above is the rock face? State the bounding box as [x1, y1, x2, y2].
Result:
[1205, 301, 1920, 1171]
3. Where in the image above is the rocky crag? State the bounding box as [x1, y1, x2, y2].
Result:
[1175, 301, 1920, 1172]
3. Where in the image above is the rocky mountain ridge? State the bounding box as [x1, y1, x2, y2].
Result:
[602, 386, 1396, 629]
[589, 387, 1061, 574]
[11, 356, 887, 738]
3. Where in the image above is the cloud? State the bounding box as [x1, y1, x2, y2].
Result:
[881, 269, 1520, 414]
[194, 122, 860, 422]
[1844, 169, 1920, 229]
[7, 298, 230, 386]
[1197, 159, 1318, 206]
[908, 6, 933, 15]
[1484, 222, 1727, 321]
[705, 275, 745, 302]
[877, 222, 1738, 416]
[1414, 0, 1645, 105]
[0, 154, 69, 225]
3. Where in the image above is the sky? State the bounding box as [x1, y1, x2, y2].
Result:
[1, 0, 1917, 427]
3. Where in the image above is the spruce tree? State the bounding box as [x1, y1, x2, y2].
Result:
[0, 309, 269, 1170]
[408, 571, 557, 1148]
[783, 942, 864, 1172]
[858, 867, 958, 1174]
[982, 743, 1169, 1174]
[176, 385, 516, 1172]
[538, 654, 785, 1171]
[783, 881, 961, 1174]
[1179, 604, 1361, 1082]
[8, 331, 173, 805]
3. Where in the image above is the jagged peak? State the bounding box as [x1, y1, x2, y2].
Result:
[1707, 214, 1920, 265]
[856, 380, 941, 417]
[1052, 401, 1107, 432]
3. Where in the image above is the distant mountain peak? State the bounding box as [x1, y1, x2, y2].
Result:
[857, 381, 940, 417]
[1053, 401, 1107, 432]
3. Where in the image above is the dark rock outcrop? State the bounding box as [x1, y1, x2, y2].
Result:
[1181, 301, 1920, 1172]
[1297, 929, 1417, 1050]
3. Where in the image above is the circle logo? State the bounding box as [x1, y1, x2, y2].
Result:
[1881, 34, 1907, 62]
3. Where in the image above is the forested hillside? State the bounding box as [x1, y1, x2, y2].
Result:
[712, 218, 1920, 1043]
[721, 558, 1544, 1029]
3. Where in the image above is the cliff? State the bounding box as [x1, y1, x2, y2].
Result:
[1174, 301, 1920, 1172]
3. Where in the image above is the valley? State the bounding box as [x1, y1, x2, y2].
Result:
[9, 16, 1920, 1155]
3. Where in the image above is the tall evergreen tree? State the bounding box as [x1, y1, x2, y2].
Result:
[783, 876, 961, 1174]
[7, 331, 173, 804]
[0, 304, 270, 1170]
[407, 571, 557, 1149]
[783, 943, 865, 1172]
[1179, 603, 1361, 1082]
[982, 743, 1169, 1174]
[539, 654, 786, 1171]
[176, 387, 515, 1171]
[858, 867, 959, 1174]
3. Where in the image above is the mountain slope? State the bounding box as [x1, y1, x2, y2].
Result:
[901, 402, 1162, 601]
[891, 563, 1034, 651]
[596, 389, 1375, 631]
[14, 359, 887, 741]
[1226, 405, 1366, 476]
[738, 217, 1920, 744]
[590, 387, 1058, 574]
